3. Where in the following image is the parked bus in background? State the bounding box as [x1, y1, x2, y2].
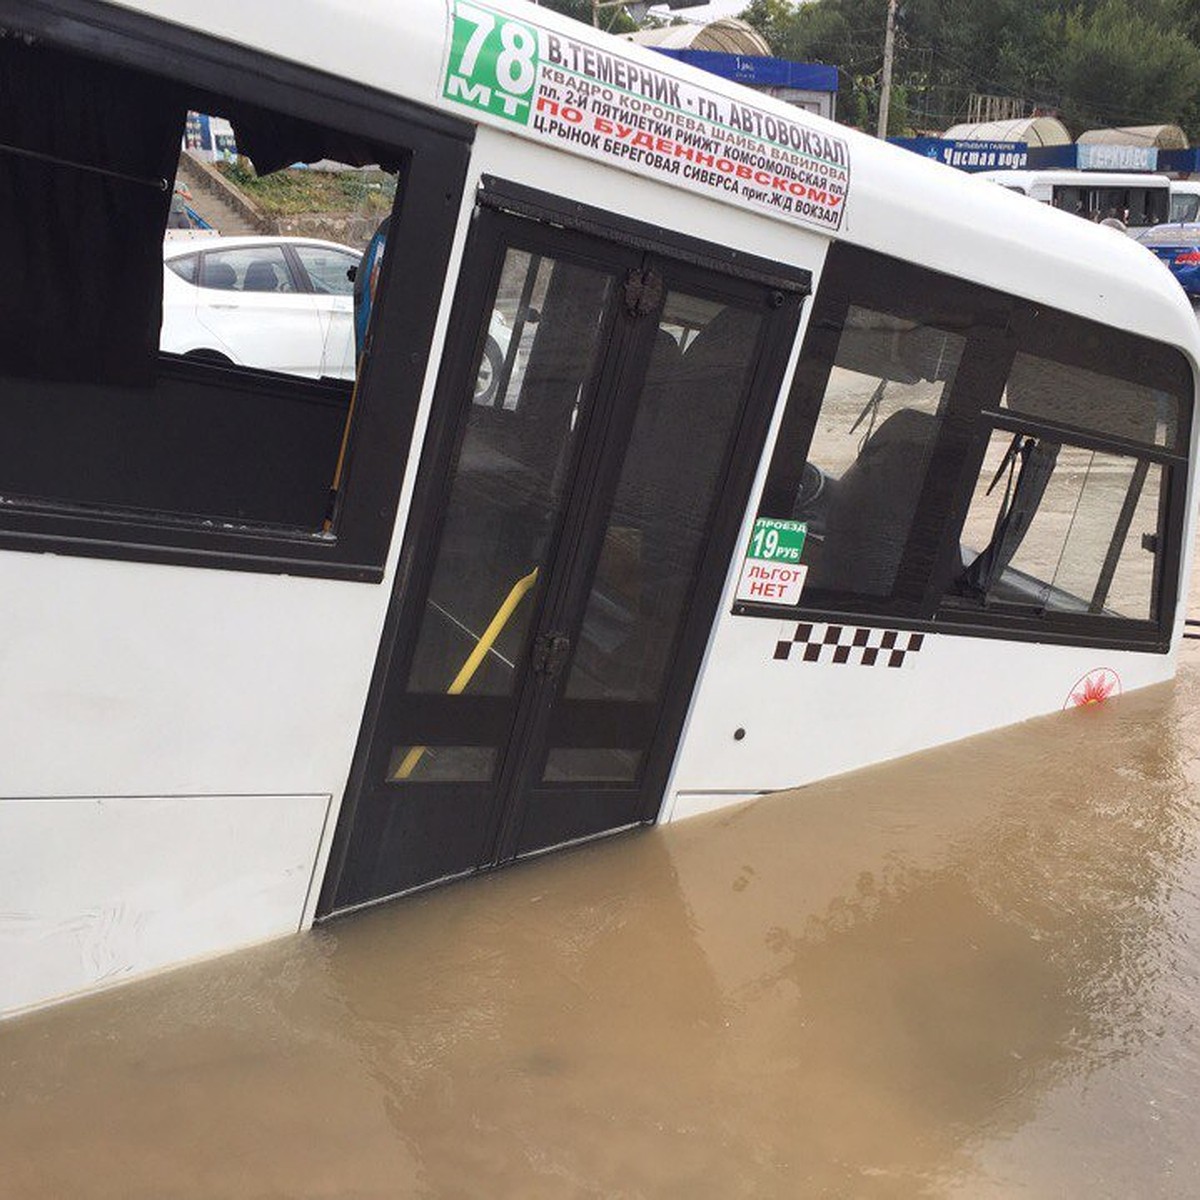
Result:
[978, 169, 1171, 229]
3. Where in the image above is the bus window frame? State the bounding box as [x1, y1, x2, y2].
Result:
[741, 242, 1193, 653]
[0, 0, 473, 583]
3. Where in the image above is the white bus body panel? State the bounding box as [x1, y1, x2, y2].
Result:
[667, 623, 1182, 821]
[2, 0, 1198, 1015]
[0, 793, 329, 1015]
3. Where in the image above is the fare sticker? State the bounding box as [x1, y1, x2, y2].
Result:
[736, 518, 808, 605]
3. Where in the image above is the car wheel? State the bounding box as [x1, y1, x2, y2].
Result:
[474, 337, 503, 406]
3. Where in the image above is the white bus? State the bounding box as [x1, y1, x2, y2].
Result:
[978, 168, 1171, 229]
[1, 0, 1197, 1017]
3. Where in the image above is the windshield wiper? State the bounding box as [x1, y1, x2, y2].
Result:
[957, 433, 1059, 600]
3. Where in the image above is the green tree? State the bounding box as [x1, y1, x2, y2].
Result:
[739, 0, 809, 55]
[741, 0, 900, 132]
[738, 0, 1200, 138]
[1058, 0, 1200, 132]
[531, 0, 637, 34]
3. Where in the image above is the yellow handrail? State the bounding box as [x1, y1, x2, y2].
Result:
[391, 566, 540, 781]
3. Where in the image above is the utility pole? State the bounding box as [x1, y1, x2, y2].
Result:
[876, 0, 897, 139]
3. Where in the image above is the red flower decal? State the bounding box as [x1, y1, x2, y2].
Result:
[1064, 668, 1122, 710]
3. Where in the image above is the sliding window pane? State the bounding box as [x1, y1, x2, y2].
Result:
[1003, 353, 1179, 450]
[950, 430, 1159, 618]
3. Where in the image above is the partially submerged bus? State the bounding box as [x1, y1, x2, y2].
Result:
[1, 0, 1197, 1017]
[978, 168, 1171, 229]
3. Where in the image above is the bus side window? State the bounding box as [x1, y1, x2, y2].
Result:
[755, 243, 986, 618]
[0, 25, 464, 579]
[946, 350, 1185, 622]
[750, 241, 1192, 649]
[785, 308, 964, 599]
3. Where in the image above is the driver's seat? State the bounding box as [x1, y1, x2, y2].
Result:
[808, 408, 940, 597]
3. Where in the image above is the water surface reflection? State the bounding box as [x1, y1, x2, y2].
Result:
[2, 645, 1199, 1197]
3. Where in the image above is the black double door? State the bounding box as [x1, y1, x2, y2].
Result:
[320, 204, 803, 913]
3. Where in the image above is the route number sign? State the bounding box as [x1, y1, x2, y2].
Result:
[443, 4, 540, 123]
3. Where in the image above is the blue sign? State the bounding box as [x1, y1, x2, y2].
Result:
[1079, 144, 1157, 171]
[650, 50, 838, 94]
[1160, 148, 1200, 175]
[184, 111, 212, 153]
[890, 137, 1027, 172]
[1027, 144, 1159, 171]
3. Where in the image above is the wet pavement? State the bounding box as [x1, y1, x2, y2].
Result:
[2, 540, 1199, 1199]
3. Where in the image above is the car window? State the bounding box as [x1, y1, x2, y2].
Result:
[166, 254, 198, 284]
[293, 246, 358, 296]
[200, 246, 295, 293]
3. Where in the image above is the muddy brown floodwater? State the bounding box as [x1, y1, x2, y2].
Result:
[2, 542, 1200, 1199]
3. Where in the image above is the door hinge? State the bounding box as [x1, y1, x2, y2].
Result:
[532, 632, 572, 678]
[624, 268, 664, 318]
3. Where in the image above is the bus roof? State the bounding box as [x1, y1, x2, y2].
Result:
[105, 0, 1199, 351]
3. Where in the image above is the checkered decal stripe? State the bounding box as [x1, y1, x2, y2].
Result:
[773, 623, 926, 668]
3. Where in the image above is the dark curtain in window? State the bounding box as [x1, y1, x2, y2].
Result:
[0, 37, 185, 385]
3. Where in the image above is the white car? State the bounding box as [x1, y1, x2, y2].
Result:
[161, 235, 361, 380]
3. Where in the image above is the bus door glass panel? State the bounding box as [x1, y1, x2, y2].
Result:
[393, 248, 611, 780]
[195, 244, 324, 376]
[543, 293, 762, 784]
